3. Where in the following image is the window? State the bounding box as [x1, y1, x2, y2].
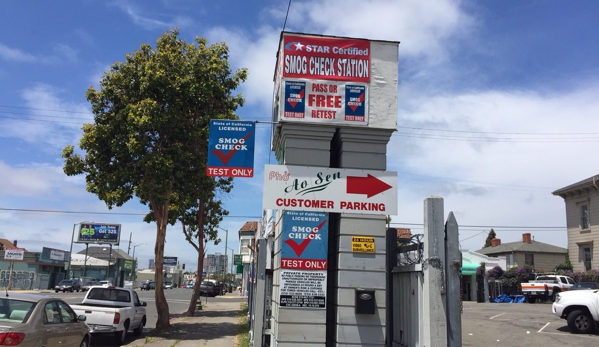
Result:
[583, 247, 592, 271]
[525, 254, 534, 266]
[581, 204, 589, 229]
[508, 253, 514, 267]
[58, 301, 77, 323]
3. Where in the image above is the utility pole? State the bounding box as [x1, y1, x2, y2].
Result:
[127, 232, 132, 254]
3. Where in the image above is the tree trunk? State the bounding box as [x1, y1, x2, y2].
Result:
[152, 200, 171, 330]
[185, 201, 205, 316]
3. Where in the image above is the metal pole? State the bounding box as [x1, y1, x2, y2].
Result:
[84, 243, 89, 278]
[67, 223, 77, 278]
[127, 232, 132, 254]
[107, 245, 112, 281]
[224, 229, 228, 284]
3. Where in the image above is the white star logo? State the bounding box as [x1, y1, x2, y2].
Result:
[294, 42, 304, 51]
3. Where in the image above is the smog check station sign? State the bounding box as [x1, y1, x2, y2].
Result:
[280, 211, 328, 309]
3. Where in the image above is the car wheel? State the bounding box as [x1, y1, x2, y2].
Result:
[114, 322, 129, 346]
[71, 288, 74, 293]
[133, 316, 146, 337]
[567, 309, 595, 334]
[79, 336, 89, 347]
[526, 296, 536, 304]
[551, 289, 559, 302]
[55, 290, 59, 293]
[77, 288, 80, 292]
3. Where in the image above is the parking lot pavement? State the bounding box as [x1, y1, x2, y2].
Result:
[462, 301, 598, 346]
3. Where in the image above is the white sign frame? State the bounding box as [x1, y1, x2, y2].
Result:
[263, 164, 397, 215]
[4, 248, 25, 260]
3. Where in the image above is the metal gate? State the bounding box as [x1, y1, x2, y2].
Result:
[386, 197, 462, 347]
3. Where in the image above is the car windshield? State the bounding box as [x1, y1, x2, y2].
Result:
[0, 299, 35, 323]
[84, 281, 97, 285]
[59, 281, 73, 285]
[202, 281, 214, 286]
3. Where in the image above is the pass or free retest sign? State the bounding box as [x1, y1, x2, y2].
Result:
[207, 120, 255, 177]
[263, 164, 397, 215]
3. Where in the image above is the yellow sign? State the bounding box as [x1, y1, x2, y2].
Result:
[351, 236, 375, 253]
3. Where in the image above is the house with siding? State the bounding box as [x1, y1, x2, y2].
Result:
[553, 174, 599, 271]
[475, 233, 566, 272]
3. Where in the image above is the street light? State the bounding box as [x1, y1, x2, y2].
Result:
[132, 243, 146, 281]
[227, 247, 235, 286]
[66, 221, 93, 279]
[216, 226, 228, 281]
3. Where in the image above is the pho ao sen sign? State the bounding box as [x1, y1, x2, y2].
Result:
[263, 164, 397, 215]
[4, 248, 25, 260]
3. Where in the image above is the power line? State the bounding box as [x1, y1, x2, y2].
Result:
[0, 207, 260, 219]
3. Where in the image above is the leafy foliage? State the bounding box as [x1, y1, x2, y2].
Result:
[498, 265, 535, 288]
[483, 228, 497, 248]
[62, 28, 247, 330]
[486, 265, 504, 280]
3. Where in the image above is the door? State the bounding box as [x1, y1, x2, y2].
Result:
[132, 291, 145, 328]
[57, 301, 87, 346]
[44, 301, 70, 346]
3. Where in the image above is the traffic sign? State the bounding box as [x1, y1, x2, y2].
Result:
[262, 164, 397, 215]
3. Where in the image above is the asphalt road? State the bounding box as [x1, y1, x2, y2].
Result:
[55, 287, 244, 346]
[462, 301, 598, 346]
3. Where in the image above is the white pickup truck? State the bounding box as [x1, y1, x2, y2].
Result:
[520, 275, 576, 303]
[70, 286, 147, 345]
[553, 288, 599, 334]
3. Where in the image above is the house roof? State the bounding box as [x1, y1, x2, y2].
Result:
[475, 240, 566, 255]
[238, 221, 258, 238]
[0, 238, 20, 250]
[552, 174, 599, 197]
[76, 246, 134, 261]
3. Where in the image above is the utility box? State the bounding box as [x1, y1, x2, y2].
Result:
[355, 289, 376, 314]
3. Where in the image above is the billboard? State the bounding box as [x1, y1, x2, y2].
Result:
[207, 120, 255, 177]
[76, 223, 121, 245]
[41, 247, 66, 262]
[164, 256, 178, 266]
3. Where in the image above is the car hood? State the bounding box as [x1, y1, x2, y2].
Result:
[560, 289, 599, 300]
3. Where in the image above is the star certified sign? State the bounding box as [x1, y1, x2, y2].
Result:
[262, 164, 397, 215]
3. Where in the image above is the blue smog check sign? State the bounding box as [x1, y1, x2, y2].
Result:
[207, 120, 255, 177]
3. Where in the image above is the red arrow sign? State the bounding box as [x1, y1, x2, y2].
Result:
[347, 174, 392, 198]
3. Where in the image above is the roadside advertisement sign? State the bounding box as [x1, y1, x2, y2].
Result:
[76, 223, 121, 245]
[49, 249, 65, 261]
[279, 211, 328, 309]
[281, 35, 370, 83]
[163, 256, 178, 266]
[263, 164, 397, 215]
[207, 120, 255, 177]
[281, 79, 368, 125]
[4, 248, 25, 260]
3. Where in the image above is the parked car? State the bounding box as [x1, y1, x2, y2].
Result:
[55, 279, 81, 293]
[520, 275, 576, 302]
[99, 280, 113, 287]
[70, 286, 146, 345]
[570, 282, 599, 290]
[81, 281, 101, 291]
[185, 283, 194, 289]
[141, 281, 155, 291]
[0, 293, 90, 346]
[553, 288, 599, 333]
[199, 281, 217, 297]
[163, 282, 173, 289]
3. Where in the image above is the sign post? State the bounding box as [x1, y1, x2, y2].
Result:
[4, 248, 25, 290]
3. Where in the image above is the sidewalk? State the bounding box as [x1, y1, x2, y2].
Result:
[123, 295, 244, 347]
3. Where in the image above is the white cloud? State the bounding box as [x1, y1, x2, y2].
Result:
[0, 43, 37, 63]
[0, 84, 93, 151]
[112, 2, 194, 30]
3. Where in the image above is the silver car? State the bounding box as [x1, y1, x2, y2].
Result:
[0, 293, 91, 346]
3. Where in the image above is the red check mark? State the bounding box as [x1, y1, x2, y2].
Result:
[211, 131, 253, 165]
[284, 220, 327, 257]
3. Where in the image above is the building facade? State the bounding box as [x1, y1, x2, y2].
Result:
[553, 174, 599, 272]
[476, 233, 566, 272]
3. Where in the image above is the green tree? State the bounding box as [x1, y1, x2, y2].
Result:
[62, 29, 247, 330]
[483, 228, 497, 248]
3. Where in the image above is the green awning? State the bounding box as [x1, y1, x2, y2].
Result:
[461, 263, 479, 275]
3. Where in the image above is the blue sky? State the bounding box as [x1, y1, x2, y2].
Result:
[1, 0, 599, 271]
